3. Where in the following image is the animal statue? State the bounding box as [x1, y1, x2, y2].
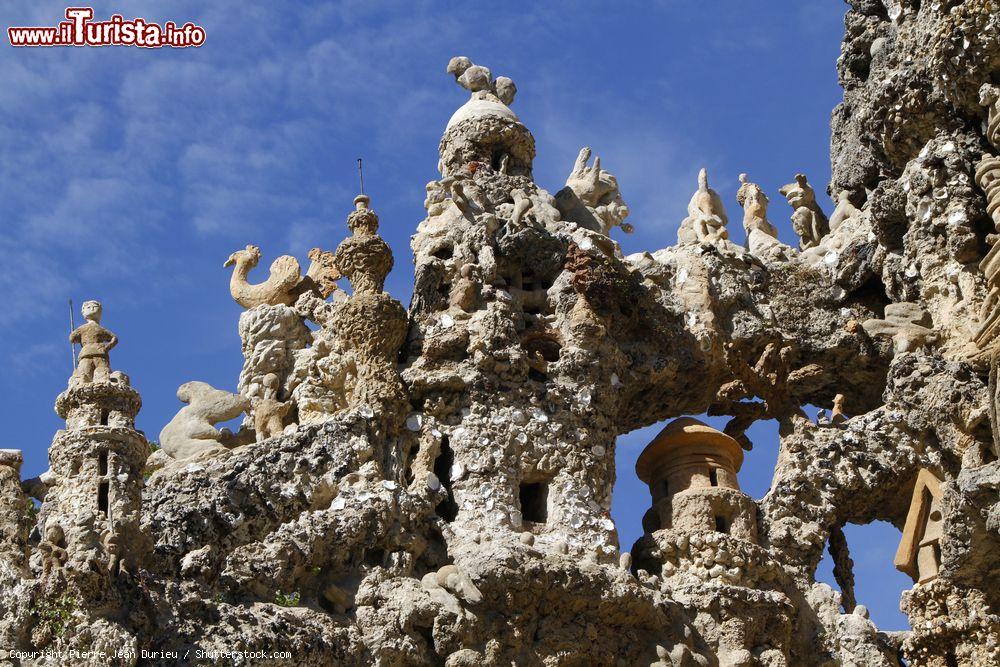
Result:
[224, 244, 341, 309]
[779, 173, 829, 250]
[159, 381, 252, 459]
[554, 147, 632, 236]
[678, 168, 728, 244]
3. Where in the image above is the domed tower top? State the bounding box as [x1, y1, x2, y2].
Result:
[439, 56, 535, 179]
[636, 417, 744, 495]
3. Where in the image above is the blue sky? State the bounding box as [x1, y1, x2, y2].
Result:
[1, 1, 912, 629]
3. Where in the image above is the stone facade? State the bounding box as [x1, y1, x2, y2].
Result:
[0, 6, 999, 665]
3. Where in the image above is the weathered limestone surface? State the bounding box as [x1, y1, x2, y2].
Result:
[2, 4, 1000, 665]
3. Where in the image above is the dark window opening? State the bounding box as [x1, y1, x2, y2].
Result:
[528, 368, 547, 382]
[709, 468, 718, 487]
[415, 624, 438, 658]
[522, 333, 561, 363]
[363, 547, 386, 568]
[642, 507, 660, 534]
[97, 481, 109, 517]
[523, 303, 543, 315]
[405, 441, 418, 486]
[99, 409, 109, 426]
[520, 481, 549, 524]
[945, 651, 958, 667]
[98, 452, 108, 477]
[433, 437, 458, 522]
[503, 270, 522, 290]
[490, 148, 504, 171]
[714, 515, 728, 533]
[431, 245, 453, 260]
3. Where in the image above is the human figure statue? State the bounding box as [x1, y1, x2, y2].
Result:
[39, 523, 67, 578]
[253, 373, 293, 442]
[69, 300, 118, 386]
[449, 264, 480, 314]
[736, 173, 781, 256]
[510, 189, 534, 228]
[828, 191, 862, 232]
[980, 83, 1000, 149]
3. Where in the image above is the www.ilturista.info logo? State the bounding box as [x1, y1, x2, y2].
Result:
[8, 7, 205, 48]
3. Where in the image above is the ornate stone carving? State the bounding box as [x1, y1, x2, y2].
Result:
[296, 195, 408, 423]
[894, 468, 944, 585]
[862, 302, 937, 354]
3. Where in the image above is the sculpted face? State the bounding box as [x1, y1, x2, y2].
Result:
[81, 300, 102, 323]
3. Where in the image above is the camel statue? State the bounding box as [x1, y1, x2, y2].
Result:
[224, 245, 340, 309]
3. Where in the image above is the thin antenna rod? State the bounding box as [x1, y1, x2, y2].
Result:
[68, 299, 77, 371]
[357, 158, 365, 195]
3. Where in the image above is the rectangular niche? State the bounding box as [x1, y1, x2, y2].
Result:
[519, 480, 549, 525]
[98, 481, 110, 517]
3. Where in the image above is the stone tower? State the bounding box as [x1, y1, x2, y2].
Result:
[40, 302, 148, 581]
[635, 417, 756, 541]
[633, 418, 794, 665]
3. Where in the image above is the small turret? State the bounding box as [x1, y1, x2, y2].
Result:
[636, 417, 757, 541]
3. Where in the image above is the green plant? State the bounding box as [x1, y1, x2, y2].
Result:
[33, 593, 78, 638]
[274, 590, 301, 607]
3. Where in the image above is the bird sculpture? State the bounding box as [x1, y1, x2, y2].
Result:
[224, 244, 341, 309]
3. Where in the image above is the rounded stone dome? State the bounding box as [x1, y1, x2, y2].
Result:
[446, 97, 520, 131]
[635, 417, 744, 485]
